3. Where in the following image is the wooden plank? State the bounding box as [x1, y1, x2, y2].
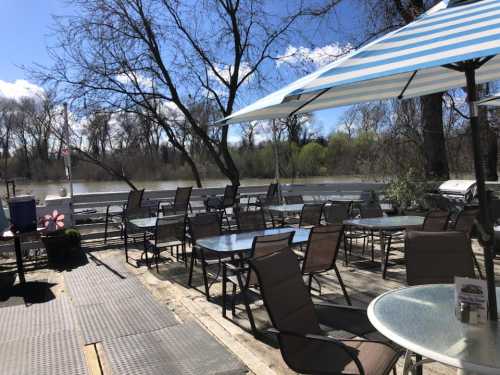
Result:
[83, 344, 103, 375]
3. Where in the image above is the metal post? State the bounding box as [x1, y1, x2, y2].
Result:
[464, 64, 498, 320]
[272, 120, 282, 203]
[63, 103, 74, 198]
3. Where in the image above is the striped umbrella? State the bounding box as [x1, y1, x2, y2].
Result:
[221, 0, 500, 319]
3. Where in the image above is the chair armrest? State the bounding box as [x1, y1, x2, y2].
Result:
[223, 261, 248, 273]
[314, 301, 366, 312]
[266, 328, 365, 374]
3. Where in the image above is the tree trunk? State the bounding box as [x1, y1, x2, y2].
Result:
[420, 93, 449, 179]
[478, 84, 498, 181]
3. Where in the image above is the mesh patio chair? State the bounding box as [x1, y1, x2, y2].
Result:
[247, 183, 279, 210]
[249, 248, 402, 374]
[449, 207, 483, 278]
[359, 203, 385, 261]
[298, 203, 324, 227]
[188, 212, 230, 300]
[104, 189, 144, 243]
[284, 195, 304, 204]
[222, 232, 294, 333]
[205, 185, 239, 229]
[236, 209, 267, 232]
[324, 202, 356, 264]
[405, 230, 475, 285]
[144, 214, 186, 271]
[301, 225, 351, 305]
[421, 209, 450, 231]
[323, 202, 351, 224]
[162, 186, 192, 216]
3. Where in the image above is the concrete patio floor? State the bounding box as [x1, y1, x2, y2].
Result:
[0, 233, 498, 374]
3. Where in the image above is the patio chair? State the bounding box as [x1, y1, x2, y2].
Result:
[450, 207, 483, 278]
[143, 214, 186, 271]
[187, 212, 227, 300]
[236, 209, 267, 232]
[301, 225, 351, 305]
[284, 195, 304, 204]
[323, 202, 351, 224]
[247, 182, 279, 210]
[359, 203, 385, 261]
[162, 186, 192, 216]
[421, 209, 450, 231]
[298, 203, 323, 227]
[205, 185, 239, 229]
[222, 231, 293, 333]
[249, 248, 402, 374]
[405, 231, 475, 285]
[104, 189, 144, 243]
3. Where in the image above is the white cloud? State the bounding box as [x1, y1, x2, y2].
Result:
[115, 72, 153, 89]
[276, 43, 352, 69]
[209, 62, 253, 84]
[0, 79, 45, 102]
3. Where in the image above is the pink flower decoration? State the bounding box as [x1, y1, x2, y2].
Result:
[42, 210, 65, 232]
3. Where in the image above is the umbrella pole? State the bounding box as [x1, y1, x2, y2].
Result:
[272, 120, 282, 203]
[464, 64, 498, 320]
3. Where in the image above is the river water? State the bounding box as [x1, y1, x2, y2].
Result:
[10, 176, 378, 202]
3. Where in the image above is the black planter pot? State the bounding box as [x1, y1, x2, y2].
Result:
[42, 233, 81, 268]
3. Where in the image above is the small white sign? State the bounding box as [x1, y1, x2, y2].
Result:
[455, 277, 488, 324]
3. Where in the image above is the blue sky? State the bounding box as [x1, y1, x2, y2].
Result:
[0, 0, 364, 140]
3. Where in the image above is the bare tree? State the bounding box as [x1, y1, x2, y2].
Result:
[34, 0, 318, 186]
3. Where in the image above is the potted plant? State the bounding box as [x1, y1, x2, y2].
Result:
[385, 169, 426, 214]
[41, 211, 81, 267]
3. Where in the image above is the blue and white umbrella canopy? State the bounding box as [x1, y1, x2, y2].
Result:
[222, 0, 500, 124]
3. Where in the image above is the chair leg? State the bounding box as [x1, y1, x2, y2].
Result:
[308, 274, 313, 292]
[333, 266, 351, 306]
[383, 235, 392, 280]
[188, 248, 196, 286]
[155, 251, 160, 273]
[200, 251, 211, 300]
[371, 231, 375, 262]
[343, 236, 349, 266]
[104, 214, 109, 244]
[222, 264, 227, 318]
[231, 284, 236, 316]
[236, 272, 256, 334]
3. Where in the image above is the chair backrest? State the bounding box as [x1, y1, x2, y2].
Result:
[299, 203, 323, 227]
[173, 187, 192, 213]
[222, 185, 239, 207]
[249, 248, 322, 336]
[323, 202, 351, 224]
[188, 212, 221, 241]
[155, 214, 186, 244]
[262, 183, 279, 206]
[453, 207, 479, 237]
[422, 209, 450, 231]
[284, 195, 304, 205]
[127, 189, 144, 211]
[302, 225, 344, 275]
[360, 203, 383, 218]
[247, 231, 294, 287]
[236, 210, 266, 232]
[405, 230, 475, 285]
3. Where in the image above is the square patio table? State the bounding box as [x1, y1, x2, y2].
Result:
[196, 227, 310, 254]
[343, 216, 424, 278]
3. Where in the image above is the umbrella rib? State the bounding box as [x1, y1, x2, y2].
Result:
[288, 88, 330, 118]
[397, 70, 418, 100]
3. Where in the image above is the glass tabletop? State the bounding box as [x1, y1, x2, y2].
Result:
[128, 217, 157, 229]
[266, 204, 304, 213]
[368, 284, 500, 374]
[343, 215, 424, 230]
[196, 227, 310, 253]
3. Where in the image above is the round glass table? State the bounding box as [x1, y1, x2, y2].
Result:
[368, 284, 500, 374]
